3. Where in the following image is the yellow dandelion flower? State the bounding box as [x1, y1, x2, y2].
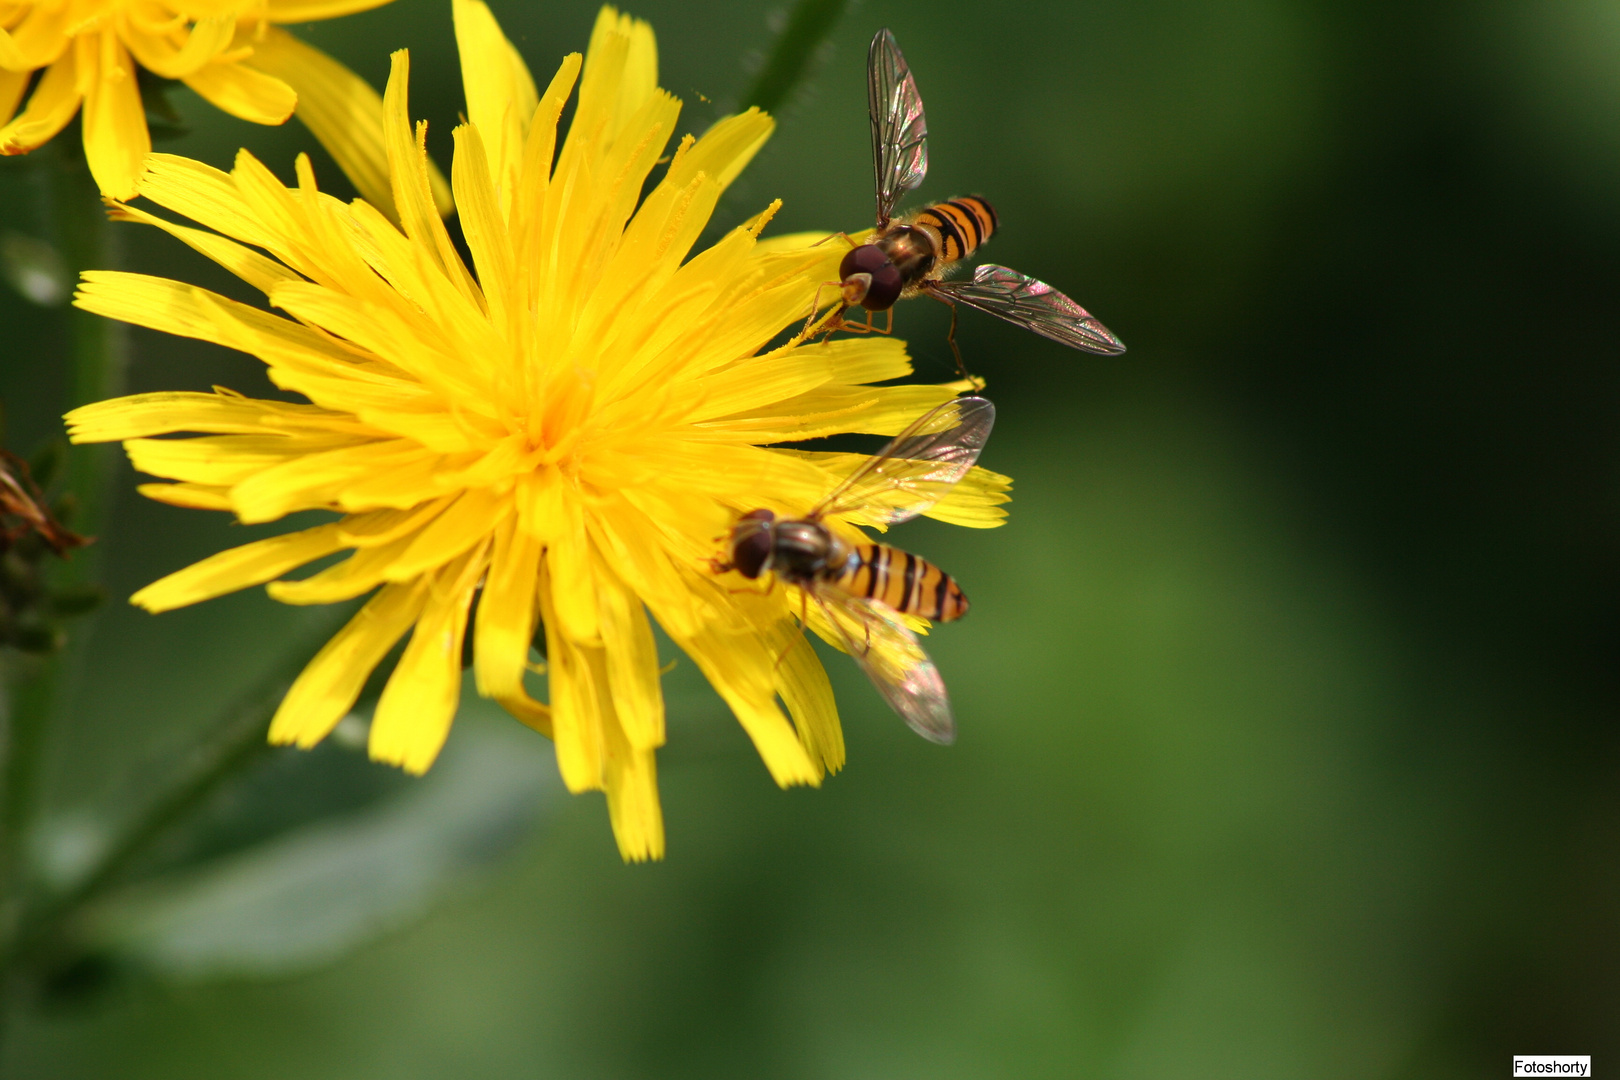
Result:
[64, 1, 1011, 859]
[0, 0, 437, 209]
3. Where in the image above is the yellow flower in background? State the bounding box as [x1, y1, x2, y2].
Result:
[64, 1, 1009, 859]
[0, 0, 435, 208]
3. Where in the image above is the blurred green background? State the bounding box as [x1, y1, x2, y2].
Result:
[2, 0, 1618, 1075]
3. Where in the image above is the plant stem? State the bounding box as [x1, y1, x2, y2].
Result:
[1, 608, 349, 972]
[0, 136, 127, 1064]
[16, 689, 279, 945]
[0, 148, 124, 919]
[740, 0, 851, 115]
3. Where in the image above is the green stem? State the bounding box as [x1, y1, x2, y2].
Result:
[0, 136, 127, 1062]
[12, 692, 278, 953]
[0, 147, 125, 921]
[2, 608, 352, 972]
[740, 0, 851, 115]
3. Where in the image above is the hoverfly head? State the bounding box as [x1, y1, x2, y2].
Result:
[838, 244, 904, 310]
[728, 509, 777, 579]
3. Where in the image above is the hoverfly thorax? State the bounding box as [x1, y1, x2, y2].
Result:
[772, 520, 850, 583]
[878, 223, 940, 281]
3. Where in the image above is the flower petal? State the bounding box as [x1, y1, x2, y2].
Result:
[268, 529, 415, 604]
[183, 58, 297, 125]
[266, 0, 396, 22]
[0, 52, 80, 157]
[228, 437, 436, 522]
[0, 67, 29, 126]
[136, 482, 234, 510]
[601, 697, 663, 861]
[538, 564, 606, 794]
[776, 453, 1013, 530]
[776, 628, 844, 777]
[65, 389, 362, 443]
[473, 512, 549, 726]
[369, 542, 486, 773]
[596, 567, 664, 751]
[383, 486, 508, 582]
[130, 522, 348, 612]
[382, 49, 479, 302]
[450, 123, 514, 332]
[585, 6, 657, 140]
[452, 0, 536, 222]
[121, 12, 234, 80]
[268, 579, 429, 748]
[692, 383, 959, 443]
[0, 4, 69, 72]
[108, 202, 302, 296]
[671, 602, 820, 787]
[136, 153, 285, 256]
[243, 26, 450, 222]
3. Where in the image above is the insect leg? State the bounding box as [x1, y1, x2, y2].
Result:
[810, 231, 862, 250]
[924, 287, 973, 382]
[944, 298, 969, 380]
[800, 285, 850, 343]
[771, 585, 814, 668]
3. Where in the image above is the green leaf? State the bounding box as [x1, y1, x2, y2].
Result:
[80, 707, 555, 981]
[740, 0, 851, 115]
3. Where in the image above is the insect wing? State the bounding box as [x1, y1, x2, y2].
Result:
[816, 589, 955, 744]
[815, 396, 996, 525]
[868, 28, 928, 227]
[933, 264, 1127, 355]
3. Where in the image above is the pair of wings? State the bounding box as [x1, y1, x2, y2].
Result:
[866, 29, 1126, 357]
[802, 396, 996, 745]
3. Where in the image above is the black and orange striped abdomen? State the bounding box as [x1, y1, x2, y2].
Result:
[836, 542, 969, 622]
[911, 196, 997, 265]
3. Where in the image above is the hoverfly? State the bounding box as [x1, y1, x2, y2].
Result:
[717, 396, 995, 744]
[810, 29, 1125, 371]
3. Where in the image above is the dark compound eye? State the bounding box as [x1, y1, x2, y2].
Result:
[730, 525, 774, 579]
[839, 246, 905, 311]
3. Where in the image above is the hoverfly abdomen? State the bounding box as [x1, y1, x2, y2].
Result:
[911, 197, 996, 265]
[841, 542, 968, 623]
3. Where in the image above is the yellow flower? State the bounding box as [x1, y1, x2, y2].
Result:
[0, 0, 433, 208]
[64, 1, 1010, 859]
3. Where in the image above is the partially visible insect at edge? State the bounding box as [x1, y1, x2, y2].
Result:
[804, 28, 1126, 377]
[714, 396, 996, 745]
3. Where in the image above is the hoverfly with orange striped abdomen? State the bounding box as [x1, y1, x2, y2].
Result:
[808, 29, 1125, 374]
[715, 396, 995, 744]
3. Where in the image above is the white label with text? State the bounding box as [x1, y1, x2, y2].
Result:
[1515, 1057, 1591, 1077]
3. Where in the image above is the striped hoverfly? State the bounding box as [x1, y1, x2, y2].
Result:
[811, 29, 1125, 372]
[718, 396, 995, 744]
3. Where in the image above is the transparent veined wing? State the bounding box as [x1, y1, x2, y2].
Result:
[932, 264, 1127, 355]
[868, 28, 928, 227]
[814, 396, 996, 525]
[812, 588, 955, 744]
